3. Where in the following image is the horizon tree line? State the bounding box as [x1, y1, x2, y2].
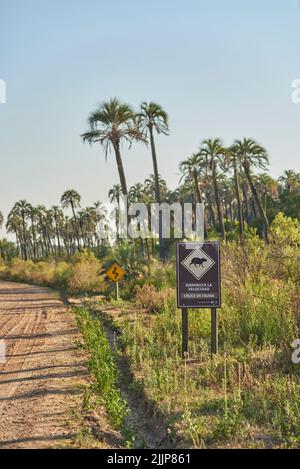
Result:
[1, 98, 300, 262]
[0, 165, 299, 262]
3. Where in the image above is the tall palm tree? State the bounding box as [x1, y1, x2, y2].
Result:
[109, 184, 123, 241]
[26, 204, 38, 260]
[61, 190, 81, 249]
[50, 206, 64, 256]
[12, 200, 31, 260]
[200, 139, 226, 240]
[0, 211, 3, 230]
[137, 102, 169, 258]
[129, 183, 151, 262]
[82, 98, 146, 196]
[225, 146, 244, 239]
[6, 211, 23, 258]
[180, 153, 208, 239]
[233, 139, 270, 235]
[108, 184, 122, 205]
[35, 205, 49, 257]
[93, 201, 107, 245]
[137, 102, 169, 203]
[256, 173, 278, 211]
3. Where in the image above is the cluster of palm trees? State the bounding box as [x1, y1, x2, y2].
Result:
[0, 167, 299, 262]
[179, 146, 299, 241]
[180, 138, 272, 240]
[1, 97, 299, 262]
[82, 98, 169, 257]
[81, 97, 299, 244]
[2, 192, 109, 261]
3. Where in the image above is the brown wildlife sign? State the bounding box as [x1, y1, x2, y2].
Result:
[176, 242, 221, 309]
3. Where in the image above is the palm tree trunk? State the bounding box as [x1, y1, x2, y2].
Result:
[21, 213, 28, 261]
[212, 163, 226, 240]
[71, 202, 80, 250]
[148, 126, 165, 259]
[193, 172, 207, 239]
[55, 222, 62, 256]
[149, 126, 161, 204]
[233, 163, 244, 239]
[206, 191, 215, 227]
[243, 163, 269, 234]
[242, 183, 250, 225]
[31, 217, 37, 261]
[114, 142, 128, 196]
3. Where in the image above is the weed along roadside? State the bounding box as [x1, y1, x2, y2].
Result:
[74, 305, 171, 449]
[1, 215, 300, 449]
[64, 217, 300, 449]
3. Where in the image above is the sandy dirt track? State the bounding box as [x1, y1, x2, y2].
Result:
[0, 281, 88, 448]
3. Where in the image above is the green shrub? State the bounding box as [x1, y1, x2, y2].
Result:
[135, 284, 176, 313]
[2, 250, 104, 294]
[68, 250, 104, 293]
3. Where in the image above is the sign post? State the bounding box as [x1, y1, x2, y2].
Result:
[106, 262, 126, 301]
[115, 281, 119, 301]
[176, 242, 221, 357]
[182, 308, 189, 357]
[211, 307, 218, 354]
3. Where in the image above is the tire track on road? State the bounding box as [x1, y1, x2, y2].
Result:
[0, 281, 88, 448]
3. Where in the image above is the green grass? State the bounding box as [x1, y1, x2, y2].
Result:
[75, 307, 128, 430]
[101, 300, 300, 448]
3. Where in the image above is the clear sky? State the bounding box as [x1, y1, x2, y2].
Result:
[0, 0, 300, 236]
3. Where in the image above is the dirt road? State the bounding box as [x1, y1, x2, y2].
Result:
[0, 281, 88, 448]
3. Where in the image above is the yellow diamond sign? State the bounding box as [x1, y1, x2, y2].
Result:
[106, 262, 126, 283]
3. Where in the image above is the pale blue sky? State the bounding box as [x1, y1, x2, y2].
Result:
[0, 0, 300, 235]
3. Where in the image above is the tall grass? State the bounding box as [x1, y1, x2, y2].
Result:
[109, 215, 300, 447]
[0, 250, 104, 294]
[75, 307, 128, 429]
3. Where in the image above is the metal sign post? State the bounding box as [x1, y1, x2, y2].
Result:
[176, 242, 221, 357]
[182, 308, 189, 357]
[114, 281, 119, 301]
[211, 307, 218, 355]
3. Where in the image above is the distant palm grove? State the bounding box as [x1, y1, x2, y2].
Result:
[0, 98, 299, 262]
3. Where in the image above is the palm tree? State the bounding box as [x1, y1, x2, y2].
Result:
[137, 102, 169, 258]
[82, 98, 146, 196]
[144, 174, 168, 202]
[0, 239, 17, 262]
[256, 173, 278, 215]
[61, 190, 81, 249]
[93, 201, 108, 246]
[137, 102, 169, 202]
[109, 184, 123, 241]
[225, 146, 244, 238]
[233, 139, 270, 235]
[12, 200, 31, 260]
[108, 184, 122, 205]
[199, 139, 226, 240]
[129, 183, 151, 263]
[0, 211, 3, 230]
[180, 153, 208, 239]
[50, 206, 64, 256]
[35, 205, 49, 257]
[24, 204, 39, 260]
[6, 212, 22, 257]
[279, 170, 300, 195]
